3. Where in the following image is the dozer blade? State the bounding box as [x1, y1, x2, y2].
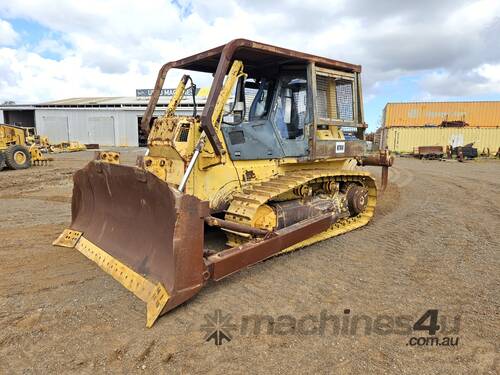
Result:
[53, 161, 209, 327]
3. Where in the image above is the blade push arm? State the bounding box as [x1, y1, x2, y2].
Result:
[211, 60, 245, 126]
[165, 75, 190, 118]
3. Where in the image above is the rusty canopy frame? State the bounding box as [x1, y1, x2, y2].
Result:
[140, 38, 362, 156]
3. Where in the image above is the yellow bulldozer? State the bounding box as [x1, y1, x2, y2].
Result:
[0, 124, 50, 170]
[54, 39, 393, 327]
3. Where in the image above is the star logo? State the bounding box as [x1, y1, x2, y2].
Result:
[200, 309, 237, 346]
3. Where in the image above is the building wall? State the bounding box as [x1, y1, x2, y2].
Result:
[380, 127, 500, 153]
[35, 108, 138, 146]
[0, 110, 4, 123]
[34, 107, 196, 146]
[384, 102, 500, 128]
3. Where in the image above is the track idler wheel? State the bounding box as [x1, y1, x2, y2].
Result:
[346, 185, 369, 215]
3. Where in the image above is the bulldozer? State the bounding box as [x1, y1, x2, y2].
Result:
[54, 39, 393, 327]
[0, 124, 51, 170]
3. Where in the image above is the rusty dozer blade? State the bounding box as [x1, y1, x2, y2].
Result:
[53, 161, 209, 327]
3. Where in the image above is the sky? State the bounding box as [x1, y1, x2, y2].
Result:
[0, 0, 499, 130]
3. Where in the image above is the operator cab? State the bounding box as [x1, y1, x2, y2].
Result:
[141, 39, 367, 161]
[221, 64, 365, 160]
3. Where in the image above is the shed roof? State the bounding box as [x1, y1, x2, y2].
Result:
[0, 95, 206, 110]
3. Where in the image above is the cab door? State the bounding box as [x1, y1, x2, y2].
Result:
[270, 69, 312, 157]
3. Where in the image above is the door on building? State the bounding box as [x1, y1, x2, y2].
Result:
[42, 116, 69, 143]
[3, 110, 35, 128]
[88, 116, 116, 146]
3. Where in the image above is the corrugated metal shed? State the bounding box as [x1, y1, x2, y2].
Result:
[1, 92, 213, 147]
[380, 127, 500, 153]
[384, 101, 500, 128]
[30, 96, 207, 146]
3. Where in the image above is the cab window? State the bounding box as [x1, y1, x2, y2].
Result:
[274, 74, 309, 140]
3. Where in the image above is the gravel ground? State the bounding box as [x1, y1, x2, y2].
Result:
[0, 150, 499, 374]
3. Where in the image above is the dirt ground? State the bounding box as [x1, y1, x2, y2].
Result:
[0, 149, 499, 374]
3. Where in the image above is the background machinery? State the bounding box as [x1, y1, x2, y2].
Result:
[54, 39, 392, 327]
[0, 124, 50, 170]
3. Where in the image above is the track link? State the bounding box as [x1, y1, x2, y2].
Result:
[224, 169, 377, 252]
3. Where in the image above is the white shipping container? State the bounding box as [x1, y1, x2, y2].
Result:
[380, 127, 500, 153]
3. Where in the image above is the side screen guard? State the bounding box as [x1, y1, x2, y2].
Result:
[308, 62, 365, 160]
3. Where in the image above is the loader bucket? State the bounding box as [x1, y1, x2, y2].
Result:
[53, 161, 209, 327]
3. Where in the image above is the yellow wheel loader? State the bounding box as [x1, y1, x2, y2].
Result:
[0, 124, 51, 170]
[54, 39, 393, 327]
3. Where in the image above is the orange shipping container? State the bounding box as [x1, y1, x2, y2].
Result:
[383, 101, 500, 128]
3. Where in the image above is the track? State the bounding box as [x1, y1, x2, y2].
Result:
[224, 169, 377, 252]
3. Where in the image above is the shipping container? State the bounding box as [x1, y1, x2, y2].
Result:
[380, 127, 500, 154]
[384, 102, 500, 128]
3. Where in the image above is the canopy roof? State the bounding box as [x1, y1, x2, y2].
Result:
[170, 39, 361, 75]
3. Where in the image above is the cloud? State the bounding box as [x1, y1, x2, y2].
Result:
[420, 63, 500, 98]
[0, 46, 156, 103]
[0, 0, 499, 125]
[0, 19, 19, 46]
